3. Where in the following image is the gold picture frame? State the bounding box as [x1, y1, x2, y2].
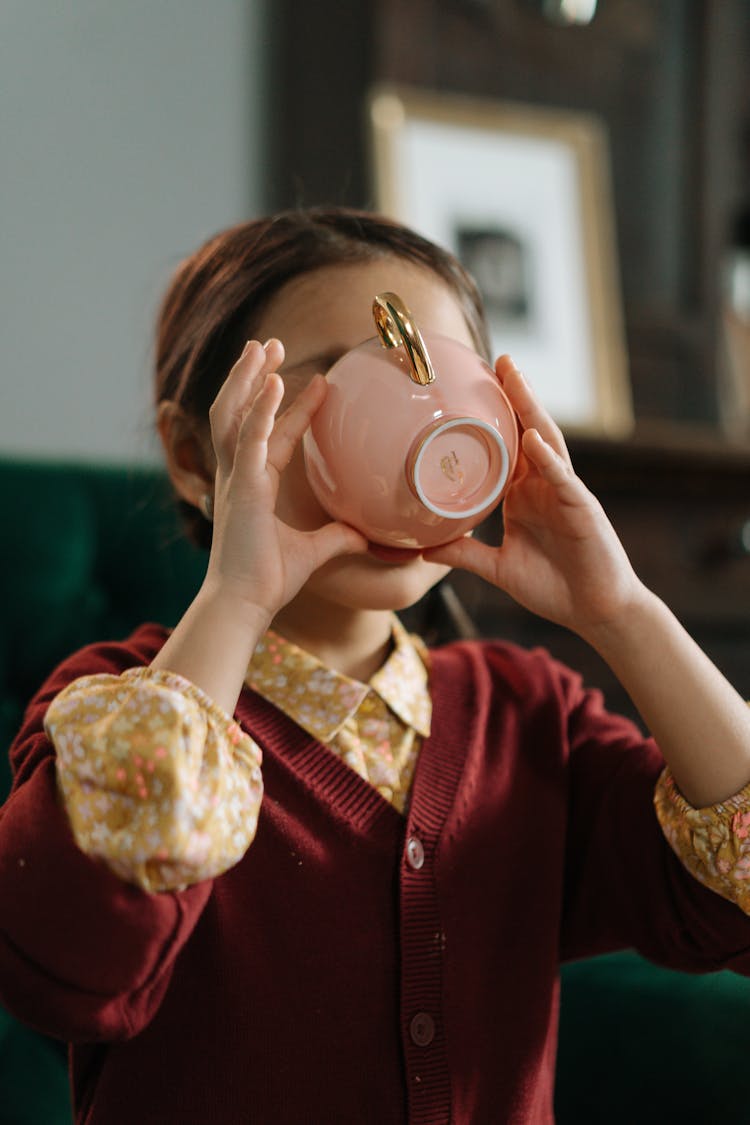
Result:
[369, 85, 633, 438]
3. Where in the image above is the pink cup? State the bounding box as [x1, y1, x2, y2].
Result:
[303, 292, 519, 549]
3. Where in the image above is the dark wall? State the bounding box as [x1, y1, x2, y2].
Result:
[267, 0, 750, 432]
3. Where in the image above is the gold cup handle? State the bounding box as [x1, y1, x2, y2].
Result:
[372, 292, 435, 386]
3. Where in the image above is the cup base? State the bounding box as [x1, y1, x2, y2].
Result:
[408, 416, 510, 518]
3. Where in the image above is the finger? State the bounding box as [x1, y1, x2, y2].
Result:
[262, 337, 285, 372]
[210, 340, 269, 469]
[268, 373, 328, 472]
[300, 522, 369, 569]
[422, 534, 500, 585]
[496, 357, 571, 467]
[521, 428, 588, 503]
[233, 372, 286, 480]
[210, 340, 287, 468]
[493, 353, 517, 387]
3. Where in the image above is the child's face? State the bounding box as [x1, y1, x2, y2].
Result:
[251, 256, 478, 614]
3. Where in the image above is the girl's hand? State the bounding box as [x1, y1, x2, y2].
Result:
[423, 356, 646, 641]
[204, 339, 367, 626]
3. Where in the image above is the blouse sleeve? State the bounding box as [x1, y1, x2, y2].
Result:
[44, 666, 263, 894]
[655, 765, 750, 916]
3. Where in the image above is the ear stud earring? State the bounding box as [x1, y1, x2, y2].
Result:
[201, 493, 214, 522]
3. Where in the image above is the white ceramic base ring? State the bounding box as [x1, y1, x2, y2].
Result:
[410, 416, 510, 519]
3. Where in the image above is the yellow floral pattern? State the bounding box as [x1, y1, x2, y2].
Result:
[247, 615, 431, 813]
[44, 616, 431, 893]
[46, 667, 263, 894]
[45, 620, 750, 915]
[655, 767, 750, 915]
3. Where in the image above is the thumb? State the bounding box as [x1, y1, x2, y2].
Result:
[304, 522, 369, 570]
[423, 535, 504, 586]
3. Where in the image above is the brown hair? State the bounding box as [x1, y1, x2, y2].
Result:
[155, 206, 490, 547]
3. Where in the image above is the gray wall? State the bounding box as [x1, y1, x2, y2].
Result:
[0, 0, 268, 463]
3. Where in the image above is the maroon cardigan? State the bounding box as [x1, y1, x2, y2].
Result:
[2, 625, 750, 1124]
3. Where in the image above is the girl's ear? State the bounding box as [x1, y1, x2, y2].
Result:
[156, 401, 216, 511]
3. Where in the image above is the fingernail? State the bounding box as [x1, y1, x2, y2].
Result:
[240, 340, 254, 358]
[262, 338, 274, 350]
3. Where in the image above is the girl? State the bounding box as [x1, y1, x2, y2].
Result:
[2, 207, 750, 1125]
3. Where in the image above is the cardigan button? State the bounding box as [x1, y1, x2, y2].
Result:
[409, 1011, 435, 1047]
[405, 835, 425, 870]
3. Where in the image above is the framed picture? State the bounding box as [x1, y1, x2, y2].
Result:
[369, 86, 633, 438]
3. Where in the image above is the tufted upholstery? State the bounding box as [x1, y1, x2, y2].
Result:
[0, 460, 206, 799]
[2, 458, 750, 1123]
[0, 459, 206, 1123]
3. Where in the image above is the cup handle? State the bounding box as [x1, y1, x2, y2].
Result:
[372, 292, 435, 386]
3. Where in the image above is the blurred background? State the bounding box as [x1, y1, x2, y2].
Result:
[1, 0, 748, 462]
[0, 0, 269, 463]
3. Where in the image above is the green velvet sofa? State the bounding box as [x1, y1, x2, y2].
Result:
[2, 457, 750, 1123]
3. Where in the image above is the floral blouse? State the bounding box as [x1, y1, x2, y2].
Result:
[45, 616, 750, 911]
